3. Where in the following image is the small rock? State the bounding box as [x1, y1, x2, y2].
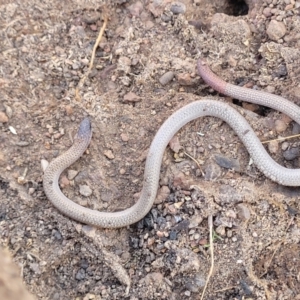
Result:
[283, 147, 299, 160]
[41, 159, 49, 172]
[104, 149, 114, 159]
[16, 141, 30, 147]
[156, 231, 165, 238]
[83, 11, 101, 24]
[3, 104, 12, 118]
[118, 56, 131, 74]
[214, 154, 241, 171]
[215, 225, 226, 236]
[123, 91, 141, 103]
[60, 175, 70, 188]
[28, 187, 35, 195]
[74, 170, 89, 184]
[169, 231, 177, 240]
[80, 259, 89, 269]
[173, 171, 190, 189]
[292, 123, 300, 135]
[266, 20, 286, 41]
[83, 294, 95, 300]
[226, 210, 237, 219]
[128, 1, 143, 17]
[263, 7, 272, 17]
[170, 1, 186, 14]
[281, 142, 289, 151]
[185, 273, 206, 296]
[0, 151, 5, 166]
[53, 229, 62, 240]
[285, 3, 294, 10]
[79, 185, 93, 197]
[0, 112, 8, 123]
[188, 214, 203, 228]
[155, 186, 170, 204]
[68, 170, 79, 180]
[237, 203, 251, 220]
[121, 133, 129, 142]
[169, 136, 181, 153]
[176, 73, 194, 86]
[204, 161, 222, 181]
[218, 185, 242, 204]
[145, 20, 154, 30]
[159, 71, 174, 85]
[72, 62, 80, 70]
[268, 140, 279, 154]
[76, 268, 86, 280]
[8, 126, 17, 134]
[29, 263, 41, 274]
[143, 272, 164, 285]
[167, 204, 177, 214]
[273, 64, 287, 78]
[65, 105, 73, 116]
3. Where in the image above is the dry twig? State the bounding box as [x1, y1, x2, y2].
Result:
[75, 14, 108, 101]
[261, 133, 300, 144]
[200, 215, 214, 300]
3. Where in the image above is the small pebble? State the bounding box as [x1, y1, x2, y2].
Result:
[60, 175, 70, 188]
[214, 154, 241, 172]
[170, 2, 186, 14]
[281, 142, 289, 151]
[16, 141, 30, 147]
[204, 162, 222, 181]
[104, 149, 114, 159]
[0, 112, 8, 123]
[268, 140, 279, 154]
[75, 268, 86, 280]
[79, 185, 92, 197]
[3, 104, 12, 118]
[274, 119, 287, 132]
[41, 159, 49, 172]
[292, 123, 300, 135]
[283, 148, 299, 160]
[263, 7, 272, 17]
[68, 170, 79, 180]
[266, 20, 287, 41]
[65, 105, 73, 116]
[28, 187, 35, 195]
[159, 71, 174, 85]
[128, 1, 143, 17]
[188, 214, 203, 228]
[8, 126, 17, 134]
[237, 204, 251, 220]
[155, 186, 170, 204]
[184, 291, 191, 296]
[121, 133, 129, 142]
[169, 136, 181, 153]
[176, 73, 194, 86]
[123, 91, 141, 103]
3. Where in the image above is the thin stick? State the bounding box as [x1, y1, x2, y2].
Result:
[88, 14, 108, 70]
[184, 151, 204, 176]
[200, 215, 214, 300]
[261, 133, 300, 144]
[75, 14, 108, 101]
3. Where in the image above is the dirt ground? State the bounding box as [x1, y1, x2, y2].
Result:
[1, 0, 300, 299]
